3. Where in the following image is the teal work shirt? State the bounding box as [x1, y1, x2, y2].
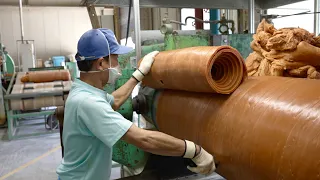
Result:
[56, 79, 133, 180]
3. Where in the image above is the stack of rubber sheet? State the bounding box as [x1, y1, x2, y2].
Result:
[140, 46, 320, 180]
[9, 72, 72, 111]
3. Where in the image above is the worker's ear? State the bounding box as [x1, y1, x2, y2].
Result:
[95, 57, 105, 71]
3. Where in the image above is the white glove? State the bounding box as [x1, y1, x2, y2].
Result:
[132, 51, 159, 82]
[184, 140, 216, 175]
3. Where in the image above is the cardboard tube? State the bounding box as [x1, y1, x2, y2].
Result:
[154, 76, 320, 180]
[140, 46, 247, 94]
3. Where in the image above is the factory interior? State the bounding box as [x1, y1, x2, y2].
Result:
[0, 0, 320, 179]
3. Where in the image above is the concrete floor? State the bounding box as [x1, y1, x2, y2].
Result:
[0, 117, 223, 180]
[0, 127, 121, 180]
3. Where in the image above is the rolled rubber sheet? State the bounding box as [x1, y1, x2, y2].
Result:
[141, 46, 247, 94]
[20, 70, 71, 83]
[10, 74, 72, 110]
[153, 76, 320, 180]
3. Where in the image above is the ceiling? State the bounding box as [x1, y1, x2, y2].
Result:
[0, 0, 85, 6]
[88, 0, 307, 9]
[0, 0, 308, 9]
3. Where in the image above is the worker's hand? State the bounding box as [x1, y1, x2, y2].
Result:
[187, 147, 216, 175]
[139, 51, 159, 74]
[132, 51, 159, 81]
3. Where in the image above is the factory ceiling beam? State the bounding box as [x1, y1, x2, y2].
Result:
[87, 0, 306, 10]
[80, 0, 89, 6]
[256, 0, 305, 9]
[0, 0, 103, 7]
[87, 4, 102, 29]
[87, 0, 254, 9]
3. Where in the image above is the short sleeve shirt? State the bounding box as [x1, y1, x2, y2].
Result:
[56, 79, 133, 180]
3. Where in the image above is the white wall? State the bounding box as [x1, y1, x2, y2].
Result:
[0, 6, 96, 64]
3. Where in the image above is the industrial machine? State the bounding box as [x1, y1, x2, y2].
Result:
[0, 39, 16, 127]
[3, 68, 72, 140]
[53, 13, 252, 179]
[0, 33, 75, 140]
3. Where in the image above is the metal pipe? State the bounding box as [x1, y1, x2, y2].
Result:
[210, 9, 220, 34]
[195, 9, 204, 29]
[224, 9, 229, 20]
[133, 0, 141, 63]
[18, 0, 25, 42]
[249, 0, 255, 33]
[314, 0, 319, 35]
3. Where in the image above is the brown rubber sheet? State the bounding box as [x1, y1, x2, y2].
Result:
[141, 46, 247, 94]
[10, 80, 72, 110]
[246, 19, 320, 79]
[154, 76, 320, 180]
[20, 70, 71, 83]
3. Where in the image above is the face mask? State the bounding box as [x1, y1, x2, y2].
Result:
[107, 66, 121, 84]
[79, 65, 121, 85]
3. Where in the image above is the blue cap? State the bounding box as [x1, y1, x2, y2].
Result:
[76, 28, 133, 61]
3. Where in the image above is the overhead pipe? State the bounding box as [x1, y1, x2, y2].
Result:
[19, 0, 25, 42]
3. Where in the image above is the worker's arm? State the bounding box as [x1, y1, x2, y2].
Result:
[122, 124, 198, 156]
[111, 78, 138, 110]
[111, 51, 160, 110]
[122, 124, 216, 175]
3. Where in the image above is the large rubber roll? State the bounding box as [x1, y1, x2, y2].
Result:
[140, 46, 247, 94]
[20, 70, 71, 83]
[154, 76, 320, 180]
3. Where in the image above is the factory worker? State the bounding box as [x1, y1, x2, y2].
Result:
[56, 28, 216, 180]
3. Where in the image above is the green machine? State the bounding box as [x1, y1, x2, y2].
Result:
[109, 44, 165, 169]
[50, 15, 253, 173]
[0, 43, 16, 77]
[110, 33, 211, 169]
[0, 42, 16, 127]
[109, 26, 252, 171]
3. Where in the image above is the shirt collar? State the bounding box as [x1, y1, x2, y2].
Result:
[73, 78, 106, 98]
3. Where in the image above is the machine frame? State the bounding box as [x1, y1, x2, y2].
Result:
[4, 70, 69, 140]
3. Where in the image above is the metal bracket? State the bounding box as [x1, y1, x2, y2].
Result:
[87, 4, 101, 29]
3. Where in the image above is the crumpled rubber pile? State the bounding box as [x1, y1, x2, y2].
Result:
[246, 19, 320, 79]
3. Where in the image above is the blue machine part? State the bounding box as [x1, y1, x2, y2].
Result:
[210, 9, 220, 35]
